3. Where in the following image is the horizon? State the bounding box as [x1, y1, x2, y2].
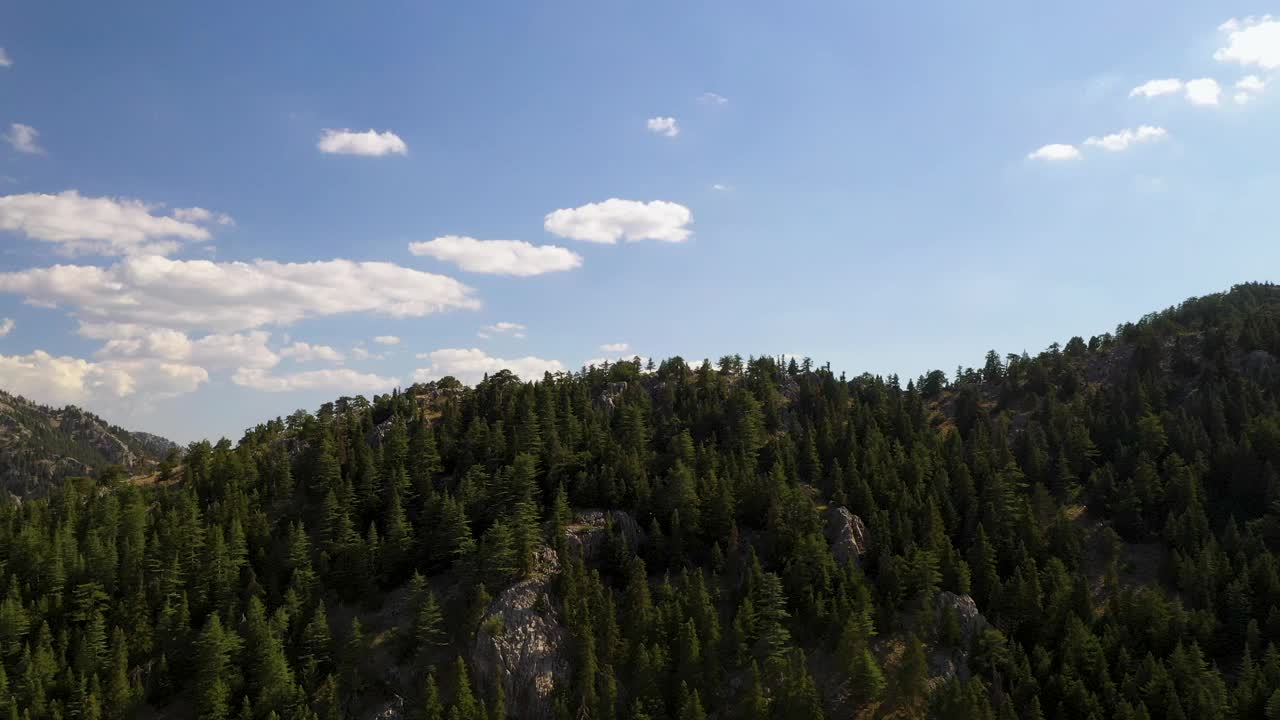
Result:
[2, 3, 1279, 443]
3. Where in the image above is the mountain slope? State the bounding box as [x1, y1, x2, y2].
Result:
[5, 283, 1280, 720]
[0, 388, 177, 496]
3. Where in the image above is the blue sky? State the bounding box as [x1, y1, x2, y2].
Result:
[1, 2, 1278, 443]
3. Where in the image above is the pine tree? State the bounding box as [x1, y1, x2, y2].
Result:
[193, 614, 240, 720]
[421, 674, 445, 720]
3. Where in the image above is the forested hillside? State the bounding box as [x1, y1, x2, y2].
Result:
[7, 283, 1280, 719]
[0, 390, 176, 498]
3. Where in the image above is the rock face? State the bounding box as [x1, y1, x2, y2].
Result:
[823, 506, 870, 564]
[564, 509, 644, 560]
[934, 591, 989, 647]
[595, 381, 629, 411]
[930, 591, 991, 684]
[471, 547, 569, 720]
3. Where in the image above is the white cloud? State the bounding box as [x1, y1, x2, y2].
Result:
[698, 92, 728, 105]
[0, 349, 207, 409]
[479, 321, 526, 339]
[1083, 126, 1169, 152]
[94, 327, 280, 370]
[544, 199, 693, 244]
[5, 124, 42, 154]
[279, 341, 345, 364]
[1027, 144, 1081, 161]
[0, 255, 479, 333]
[1234, 75, 1268, 104]
[1130, 78, 1184, 97]
[0, 318, 12, 337]
[1215, 16, 1280, 70]
[711, 183, 733, 192]
[409, 236, 583, 276]
[1184, 78, 1221, 106]
[172, 206, 235, 226]
[351, 345, 385, 361]
[412, 348, 564, 385]
[600, 342, 630, 353]
[646, 117, 680, 138]
[232, 367, 398, 393]
[373, 335, 400, 345]
[317, 128, 408, 156]
[0, 48, 10, 68]
[0, 190, 221, 256]
[1238, 75, 1268, 92]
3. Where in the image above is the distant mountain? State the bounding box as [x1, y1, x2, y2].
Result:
[0, 389, 178, 496]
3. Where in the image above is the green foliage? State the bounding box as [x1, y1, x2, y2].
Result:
[5, 284, 1280, 718]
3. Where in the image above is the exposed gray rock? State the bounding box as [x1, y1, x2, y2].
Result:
[934, 591, 989, 648]
[471, 547, 569, 720]
[595, 381, 628, 411]
[929, 591, 991, 684]
[823, 506, 869, 564]
[565, 510, 644, 559]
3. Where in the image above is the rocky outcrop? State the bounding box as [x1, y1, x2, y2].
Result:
[564, 510, 644, 560]
[929, 591, 991, 684]
[823, 506, 869, 564]
[471, 547, 569, 720]
[595, 382, 628, 411]
[934, 591, 989, 647]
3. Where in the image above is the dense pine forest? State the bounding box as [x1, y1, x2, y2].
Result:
[8, 283, 1280, 719]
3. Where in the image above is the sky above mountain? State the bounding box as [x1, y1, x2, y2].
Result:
[1, 2, 1278, 443]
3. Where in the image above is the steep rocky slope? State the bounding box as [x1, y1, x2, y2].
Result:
[0, 388, 177, 495]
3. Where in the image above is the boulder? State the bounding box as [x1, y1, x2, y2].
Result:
[823, 506, 869, 564]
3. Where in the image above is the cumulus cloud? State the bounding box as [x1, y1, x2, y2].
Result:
[409, 236, 583, 276]
[544, 199, 693, 244]
[317, 128, 408, 156]
[412, 348, 564, 385]
[1184, 78, 1221, 106]
[279, 341, 345, 364]
[0, 48, 10, 68]
[698, 92, 728, 105]
[600, 342, 630, 353]
[351, 345, 386, 361]
[94, 327, 280, 370]
[0, 190, 223, 256]
[1130, 78, 1184, 97]
[1234, 75, 1268, 104]
[373, 335, 400, 345]
[172, 206, 235, 226]
[1027, 144, 1081, 161]
[646, 117, 680, 137]
[1128, 78, 1220, 105]
[1083, 126, 1169, 152]
[0, 255, 479, 333]
[0, 318, 12, 337]
[232, 367, 398, 393]
[5, 124, 42, 154]
[0, 349, 208, 409]
[1215, 16, 1280, 70]
[478, 321, 526, 339]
